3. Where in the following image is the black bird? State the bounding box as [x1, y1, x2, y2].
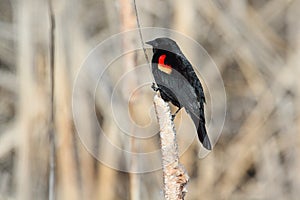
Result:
[146, 37, 211, 150]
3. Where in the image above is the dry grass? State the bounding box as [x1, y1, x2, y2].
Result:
[0, 0, 299, 199]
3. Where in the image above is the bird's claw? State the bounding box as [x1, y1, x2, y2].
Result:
[171, 107, 181, 121]
[151, 83, 159, 92]
[171, 114, 175, 121]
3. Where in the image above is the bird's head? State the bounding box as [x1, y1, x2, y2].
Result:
[146, 37, 181, 54]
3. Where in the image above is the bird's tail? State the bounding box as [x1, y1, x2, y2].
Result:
[190, 112, 212, 150]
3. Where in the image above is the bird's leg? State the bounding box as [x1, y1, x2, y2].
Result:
[171, 107, 182, 120]
[151, 82, 159, 92]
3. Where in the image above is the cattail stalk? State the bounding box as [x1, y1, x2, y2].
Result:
[153, 94, 189, 200]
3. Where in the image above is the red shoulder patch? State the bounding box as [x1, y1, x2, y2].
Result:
[158, 54, 172, 69]
[158, 54, 172, 74]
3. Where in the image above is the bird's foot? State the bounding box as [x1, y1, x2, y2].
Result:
[151, 83, 159, 92]
[171, 114, 176, 121]
[171, 107, 181, 121]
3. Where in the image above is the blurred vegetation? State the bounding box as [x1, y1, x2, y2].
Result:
[0, 0, 299, 199]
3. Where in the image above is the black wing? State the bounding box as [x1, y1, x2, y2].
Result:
[175, 54, 211, 149]
[156, 65, 211, 150]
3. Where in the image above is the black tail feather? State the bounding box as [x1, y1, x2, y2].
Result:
[197, 121, 211, 150]
[190, 112, 212, 150]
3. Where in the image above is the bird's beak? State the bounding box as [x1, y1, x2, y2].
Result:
[146, 40, 156, 47]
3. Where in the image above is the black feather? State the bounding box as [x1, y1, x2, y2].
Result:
[147, 37, 211, 150]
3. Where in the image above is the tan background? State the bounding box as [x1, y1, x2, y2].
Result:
[0, 0, 299, 199]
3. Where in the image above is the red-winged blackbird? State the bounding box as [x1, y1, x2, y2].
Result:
[146, 37, 211, 150]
